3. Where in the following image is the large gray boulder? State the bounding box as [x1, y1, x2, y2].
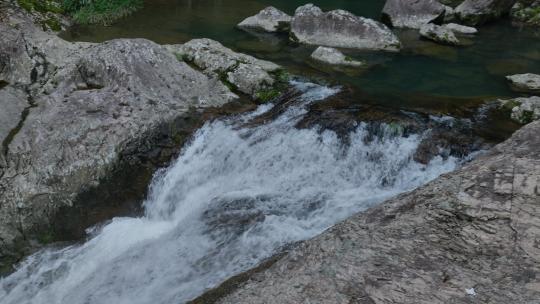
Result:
[205, 119, 540, 304]
[0, 7, 282, 271]
[237, 6, 292, 33]
[455, 0, 517, 25]
[420, 23, 461, 45]
[290, 4, 401, 52]
[168, 38, 283, 98]
[506, 73, 540, 93]
[382, 0, 447, 29]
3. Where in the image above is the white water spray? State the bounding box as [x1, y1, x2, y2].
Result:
[0, 81, 459, 304]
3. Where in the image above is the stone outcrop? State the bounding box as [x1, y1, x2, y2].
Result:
[0, 5, 281, 272]
[420, 23, 461, 45]
[506, 73, 540, 93]
[310, 47, 364, 67]
[290, 4, 401, 52]
[237, 6, 292, 33]
[455, 0, 517, 25]
[198, 119, 540, 304]
[167, 39, 284, 99]
[500, 96, 540, 124]
[382, 0, 447, 29]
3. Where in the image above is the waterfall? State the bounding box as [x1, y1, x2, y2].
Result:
[0, 80, 459, 304]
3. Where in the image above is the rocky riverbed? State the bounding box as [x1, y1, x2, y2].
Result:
[1, 0, 539, 303]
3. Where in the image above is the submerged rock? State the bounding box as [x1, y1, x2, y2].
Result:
[203, 119, 540, 304]
[382, 0, 447, 29]
[506, 73, 540, 93]
[290, 4, 401, 51]
[500, 96, 540, 124]
[455, 0, 517, 25]
[237, 6, 292, 33]
[310, 47, 364, 67]
[443, 22, 478, 34]
[168, 38, 284, 98]
[420, 23, 461, 45]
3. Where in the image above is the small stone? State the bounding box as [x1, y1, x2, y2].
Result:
[443, 23, 478, 34]
[506, 73, 540, 93]
[310, 47, 364, 67]
[419, 23, 461, 46]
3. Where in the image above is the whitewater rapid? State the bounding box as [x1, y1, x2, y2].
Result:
[0, 81, 459, 304]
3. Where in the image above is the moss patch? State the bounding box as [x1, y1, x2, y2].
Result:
[17, 0, 64, 14]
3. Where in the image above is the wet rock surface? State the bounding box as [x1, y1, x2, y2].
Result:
[290, 4, 401, 51]
[237, 6, 292, 33]
[382, 0, 447, 29]
[202, 119, 540, 304]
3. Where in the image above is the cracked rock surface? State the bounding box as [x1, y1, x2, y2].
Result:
[209, 120, 540, 304]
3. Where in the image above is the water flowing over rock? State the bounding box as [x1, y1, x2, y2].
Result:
[0, 7, 261, 272]
[420, 23, 461, 45]
[237, 6, 292, 33]
[0, 80, 462, 304]
[202, 119, 540, 304]
[500, 96, 540, 124]
[382, 0, 447, 29]
[455, 0, 517, 25]
[167, 39, 283, 98]
[310, 47, 364, 67]
[506, 73, 540, 93]
[290, 4, 401, 51]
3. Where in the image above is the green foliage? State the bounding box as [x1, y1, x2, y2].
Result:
[17, 0, 64, 14]
[63, 0, 143, 25]
[42, 16, 62, 31]
[255, 88, 281, 102]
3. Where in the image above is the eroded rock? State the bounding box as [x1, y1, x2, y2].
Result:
[290, 4, 401, 51]
[443, 22, 478, 34]
[237, 6, 292, 33]
[382, 0, 446, 29]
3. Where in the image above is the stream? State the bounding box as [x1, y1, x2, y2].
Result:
[0, 80, 459, 303]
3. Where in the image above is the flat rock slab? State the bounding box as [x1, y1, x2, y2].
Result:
[290, 4, 401, 52]
[382, 0, 446, 29]
[507, 73, 540, 93]
[211, 120, 540, 304]
[443, 23, 478, 34]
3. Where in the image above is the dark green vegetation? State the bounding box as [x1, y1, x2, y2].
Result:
[17, 0, 143, 25]
[63, 0, 143, 25]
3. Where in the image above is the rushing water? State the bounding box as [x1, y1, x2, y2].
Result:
[1, 81, 459, 303]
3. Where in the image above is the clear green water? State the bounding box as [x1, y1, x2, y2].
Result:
[61, 0, 540, 140]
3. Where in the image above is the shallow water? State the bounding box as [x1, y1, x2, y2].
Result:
[61, 0, 539, 139]
[0, 81, 460, 304]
